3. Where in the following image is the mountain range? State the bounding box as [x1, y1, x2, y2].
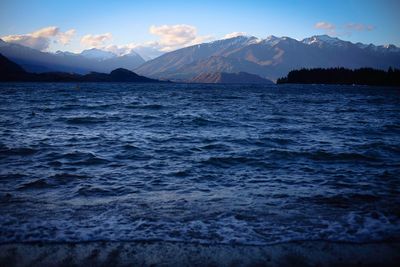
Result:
[0, 53, 162, 83]
[1, 35, 399, 82]
[134, 35, 400, 81]
[0, 39, 145, 74]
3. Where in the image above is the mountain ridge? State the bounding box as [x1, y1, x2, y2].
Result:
[134, 35, 400, 81]
[0, 39, 146, 74]
[0, 53, 164, 83]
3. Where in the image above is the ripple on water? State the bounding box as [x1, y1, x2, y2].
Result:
[0, 83, 399, 245]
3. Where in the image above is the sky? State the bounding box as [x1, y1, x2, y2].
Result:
[0, 0, 399, 58]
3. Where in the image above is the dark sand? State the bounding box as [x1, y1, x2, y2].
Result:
[0, 241, 399, 267]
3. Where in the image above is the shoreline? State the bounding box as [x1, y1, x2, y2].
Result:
[1, 240, 399, 267]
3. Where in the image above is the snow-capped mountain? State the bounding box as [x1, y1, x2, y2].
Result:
[135, 35, 400, 81]
[302, 35, 345, 46]
[80, 48, 117, 60]
[0, 39, 145, 74]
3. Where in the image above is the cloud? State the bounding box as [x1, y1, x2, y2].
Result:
[314, 21, 375, 36]
[314, 21, 338, 35]
[314, 22, 336, 31]
[1, 26, 76, 51]
[149, 24, 213, 51]
[223, 32, 247, 39]
[97, 25, 213, 60]
[99, 24, 214, 59]
[150, 24, 197, 47]
[346, 23, 374, 31]
[80, 33, 112, 48]
[58, 29, 76, 45]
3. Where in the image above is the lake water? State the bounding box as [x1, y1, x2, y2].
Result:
[0, 83, 399, 245]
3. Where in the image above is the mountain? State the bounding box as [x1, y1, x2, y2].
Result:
[190, 72, 274, 84]
[0, 39, 145, 74]
[135, 36, 260, 80]
[0, 53, 28, 81]
[134, 35, 400, 81]
[80, 48, 117, 60]
[0, 53, 163, 83]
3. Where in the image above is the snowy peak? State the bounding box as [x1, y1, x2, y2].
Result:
[0, 38, 8, 48]
[123, 50, 141, 58]
[80, 48, 117, 60]
[55, 50, 78, 57]
[212, 35, 260, 47]
[302, 35, 343, 46]
[261, 35, 299, 47]
[381, 44, 400, 53]
[261, 35, 282, 46]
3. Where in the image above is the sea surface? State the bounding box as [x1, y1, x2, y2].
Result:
[0, 83, 399, 245]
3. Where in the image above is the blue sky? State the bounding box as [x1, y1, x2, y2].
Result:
[0, 0, 399, 56]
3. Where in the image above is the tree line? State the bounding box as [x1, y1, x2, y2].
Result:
[277, 67, 400, 86]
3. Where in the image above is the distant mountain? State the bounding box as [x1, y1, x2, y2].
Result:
[0, 53, 163, 83]
[80, 48, 117, 60]
[0, 39, 145, 74]
[134, 35, 400, 81]
[190, 71, 274, 84]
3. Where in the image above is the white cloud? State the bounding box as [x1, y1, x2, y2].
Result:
[58, 29, 76, 45]
[346, 23, 374, 31]
[314, 22, 336, 31]
[80, 33, 112, 48]
[149, 24, 213, 52]
[1, 26, 76, 51]
[223, 32, 247, 39]
[97, 25, 214, 60]
[150, 24, 197, 46]
[31, 26, 60, 37]
[1, 26, 75, 51]
[315, 21, 375, 37]
[314, 21, 337, 35]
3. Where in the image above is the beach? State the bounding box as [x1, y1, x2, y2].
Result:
[1, 241, 399, 267]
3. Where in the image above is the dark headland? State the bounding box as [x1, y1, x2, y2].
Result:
[277, 67, 400, 87]
[0, 53, 167, 83]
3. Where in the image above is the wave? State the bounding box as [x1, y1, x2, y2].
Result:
[0, 146, 38, 157]
[125, 103, 164, 110]
[18, 179, 53, 190]
[267, 149, 378, 162]
[64, 116, 110, 124]
[200, 156, 272, 169]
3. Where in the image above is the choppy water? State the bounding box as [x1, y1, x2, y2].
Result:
[0, 83, 399, 245]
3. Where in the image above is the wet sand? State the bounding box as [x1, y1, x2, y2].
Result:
[0, 240, 399, 267]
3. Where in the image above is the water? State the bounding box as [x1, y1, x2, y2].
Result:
[0, 83, 399, 245]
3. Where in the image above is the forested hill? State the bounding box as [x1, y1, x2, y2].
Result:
[277, 67, 400, 87]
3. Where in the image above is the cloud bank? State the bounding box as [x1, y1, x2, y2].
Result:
[80, 33, 113, 48]
[315, 21, 374, 36]
[2, 26, 76, 51]
[99, 24, 214, 59]
[346, 23, 374, 32]
[149, 24, 213, 51]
